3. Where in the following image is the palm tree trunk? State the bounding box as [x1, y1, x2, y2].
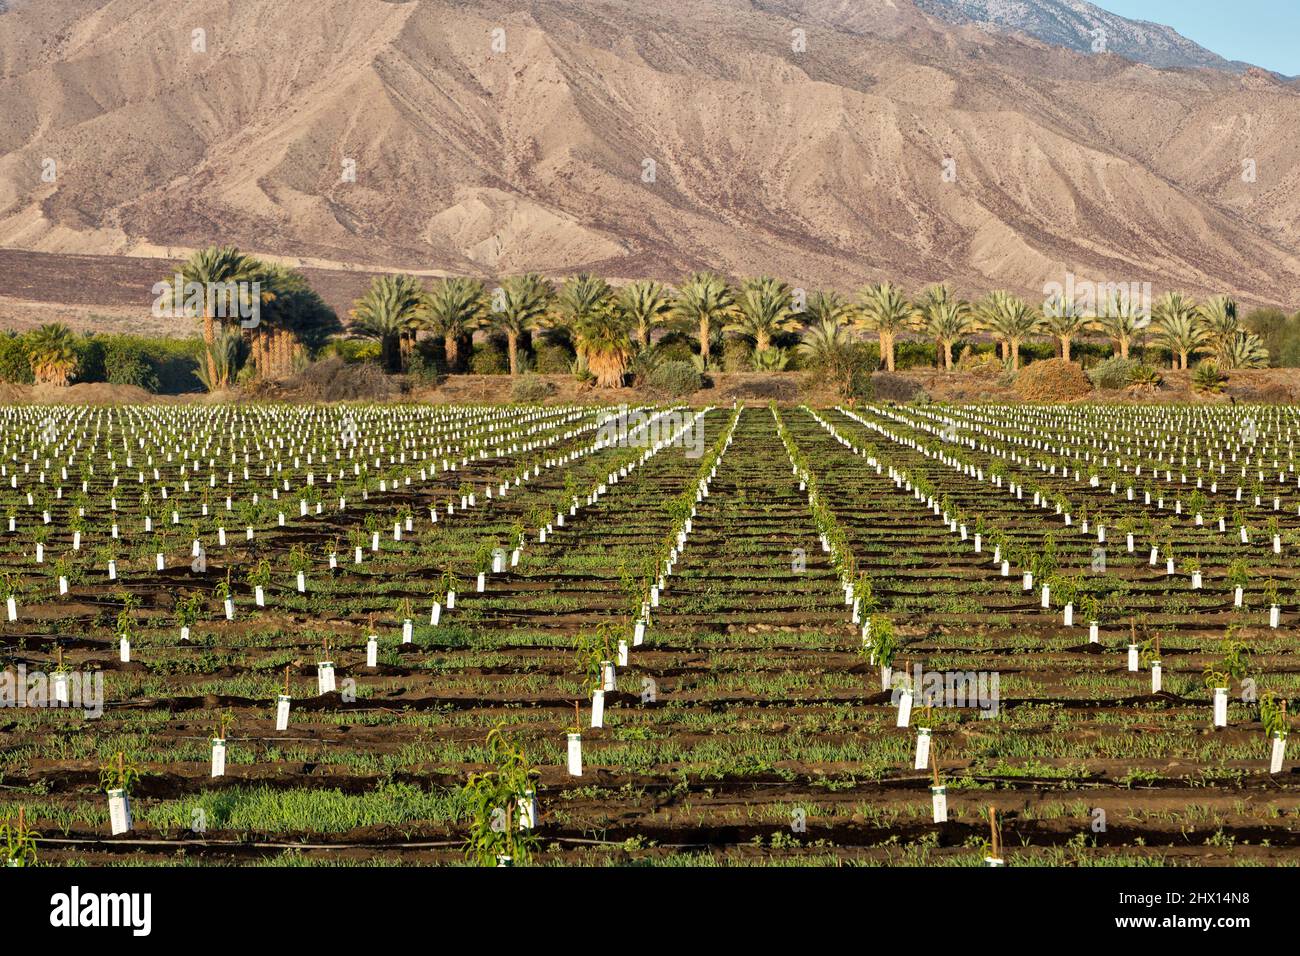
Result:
[444, 334, 459, 372]
[756, 330, 770, 354]
[508, 331, 519, 376]
[881, 332, 895, 372]
[202, 311, 217, 384]
[699, 318, 710, 366]
[1010, 337, 1021, 372]
[944, 342, 954, 370]
[1119, 338, 1130, 361]
[1061, 335, 1072, 363]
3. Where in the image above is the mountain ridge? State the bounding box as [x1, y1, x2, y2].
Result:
[912, 0, 1259, 74]
[0, 0, 1297, 311]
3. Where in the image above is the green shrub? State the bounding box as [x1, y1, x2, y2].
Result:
[1087, 355, 1138, 389]
[74, 335, 106, 384]
[1244, 308, 1300, 367]
[149, 340, 203, 393]
[652, 335, 696, 364]
[957, 349, 1004, 375]
[320, 339, 381, 364]
[102, 339, 160, 392]
[470, 343, 508, 375]
[1129, 363, 1162, 387]
[722, 338, 752, 372]
[648, 360, 702, 397]
[534, 342, 573, 374]
[801, 341, 875, 400]
[894, 340, 937, 370]
[1087, 355, 1163, 390]
[752, 347, 790, 371]
[511, 374, 555, 403]
[407, 351, 444, 385]
[627, 348, 660, 387]
[0, 334, 33, 384]
[1193, 360, 1227, 393]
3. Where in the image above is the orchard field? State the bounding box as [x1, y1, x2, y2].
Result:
[3, 400, 1300, 867]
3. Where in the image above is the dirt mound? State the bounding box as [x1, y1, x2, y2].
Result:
[248, 358, 401, 403]
[28, 382, 160, 404]
[871, 373, 928, 403]
[1013, 359, 1094, 402]
[716, 374, 800, 403]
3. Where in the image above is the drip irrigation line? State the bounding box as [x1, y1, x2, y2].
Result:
[32, 834, 714, 851]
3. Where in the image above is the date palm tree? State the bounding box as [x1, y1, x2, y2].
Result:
[805, 290, 853, 329]
[1153, 292, 1205, 370]
[1097, 290, 1149, 360]
[27, 323, 78, 386]
[855, 283, 913, 372]
[494, 274, 554, 375]
[425, 277, 487, 373]
[1041, 294, 1090, 363]
[169, 246, 265, 386]
[926, 299, 975, 371]
[195, 328, 241, 393]
[1219, 330, 1270, 369]
[249, 264, 340, 380]
[616, 280, 674, 351]
[672, 272, 735, 369]
[977, 291, 1042, 371]
[727, 276, 801, 356]
[1197, 295, 1240, 366]
[797, 317, 849, 367]
[555, 274, 611, 328]
[349, 274, 427, 373]
[916, 285, 958, 369]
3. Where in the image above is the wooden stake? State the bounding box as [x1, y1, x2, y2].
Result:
[988, 805, 1000, 858]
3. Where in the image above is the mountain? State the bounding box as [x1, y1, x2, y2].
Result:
[912, 0, 1252, 73]
[0, 0, 1299, 314]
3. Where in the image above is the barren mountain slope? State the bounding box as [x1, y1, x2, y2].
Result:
[0, 0, 1297, 308]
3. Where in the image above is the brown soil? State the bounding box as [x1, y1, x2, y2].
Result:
[4, 367, 1298, 407]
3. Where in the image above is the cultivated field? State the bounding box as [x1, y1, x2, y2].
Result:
[2, 400, 1299, 867]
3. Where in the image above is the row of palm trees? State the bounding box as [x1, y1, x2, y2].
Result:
[350, 271, 1271, 386]
[858, 285, 1268, 372]
[160, 247, 340, 390]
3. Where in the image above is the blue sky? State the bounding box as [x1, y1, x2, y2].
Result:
[1100, 0, 1300, 75]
